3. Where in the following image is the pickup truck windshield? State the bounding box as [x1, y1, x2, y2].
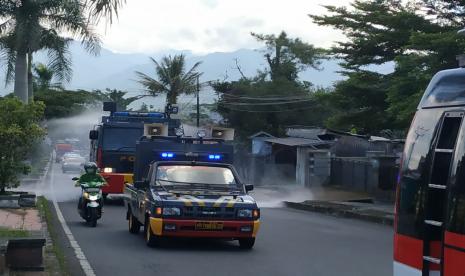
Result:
[156, 165, 236, 186]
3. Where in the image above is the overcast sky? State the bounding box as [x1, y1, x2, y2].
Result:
[96, 0, 351, 54]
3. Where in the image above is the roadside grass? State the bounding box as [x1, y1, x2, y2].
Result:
[37, 196, 69, 275]
[0, 228, 29, 238]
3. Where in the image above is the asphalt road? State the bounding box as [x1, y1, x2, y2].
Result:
[46, 163, 393, 276]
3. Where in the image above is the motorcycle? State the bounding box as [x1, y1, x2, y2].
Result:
[72, 177, 105, 227]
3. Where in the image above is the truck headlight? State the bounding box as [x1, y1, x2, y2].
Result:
[162, 207, 181, 216]
[237, 209, 253, 218]
[103, 167, 114, 173]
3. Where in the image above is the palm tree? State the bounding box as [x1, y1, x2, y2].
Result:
[33, 63, 64, 91]
[101, 88, 143, 110]
[136, 54, 202, 105]
[0, 0, 124, 103]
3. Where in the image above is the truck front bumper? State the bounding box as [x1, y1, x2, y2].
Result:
[149, 218, 260, 238]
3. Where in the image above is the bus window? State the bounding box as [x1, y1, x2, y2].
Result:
[420, 69, 465, 108]
[397, 109, 443, 238]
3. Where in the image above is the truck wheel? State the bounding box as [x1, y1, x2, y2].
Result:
[102, 193, 108, 202]
[128, 212, 140, 234]
[144, 218, 159, 247]
[238, 238, 255, 249]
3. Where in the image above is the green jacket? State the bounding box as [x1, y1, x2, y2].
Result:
[76, 173, 106, 187]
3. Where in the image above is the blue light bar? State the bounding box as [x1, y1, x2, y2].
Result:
[161, 152, 175, 158]
[147, 112, 164, 118]
[208, 154, 222, 160]
[112, 111, 164, 118]
[113, 111, 129, 116]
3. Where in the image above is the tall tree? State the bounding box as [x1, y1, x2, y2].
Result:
[212, 31, 327, 138]
[310, 0, 465, 132]
[0, 0, 125, 103]
[251, 31, 325, 81]
[0, 0, 101, 103]
[136, 54, 202, 105]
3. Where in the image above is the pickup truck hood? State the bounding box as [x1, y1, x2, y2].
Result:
[154, 191, 257, 208]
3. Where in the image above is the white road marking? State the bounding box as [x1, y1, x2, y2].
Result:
[48, 160, 97, 276]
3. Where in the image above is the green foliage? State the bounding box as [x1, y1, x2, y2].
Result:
[213, 79, 331, 139]
[97, 88, 142, 111]
[212, 31, 329, 139]
[135, 54, 202, 104]
[0, 97, 45, 193]
[310, 0, 465, 132]
[0, 228, 30, 238]
[34, 89, 102, 119]
[322, 71, 392, 134]
[0, 0, 101, 85]
[33, 63, 64, 91]
[251, 31, 326, 81]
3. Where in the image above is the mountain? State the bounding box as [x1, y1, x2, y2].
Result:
[0, 42, 394, 109]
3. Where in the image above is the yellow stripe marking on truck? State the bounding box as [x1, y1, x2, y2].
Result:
[252, 220, 260, 237]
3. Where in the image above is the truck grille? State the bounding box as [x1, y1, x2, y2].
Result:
[182, 206, 235, 219]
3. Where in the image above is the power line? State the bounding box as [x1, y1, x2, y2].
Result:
[217, 102, 318, 113]
[219, 98, 315, 106]
[219, 93, 314, 101]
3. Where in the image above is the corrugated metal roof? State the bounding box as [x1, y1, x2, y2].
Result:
[264, 137, 331, 147]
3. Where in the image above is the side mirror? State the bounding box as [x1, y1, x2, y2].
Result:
[72, 177, 79, 181]
[134, 180, 149, 189]
[245, 184, 254, 192]
[89, 130, 98, 140]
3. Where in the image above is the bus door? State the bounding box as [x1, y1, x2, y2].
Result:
[442, 111, 465, 276]
[423, 111, 463, 276]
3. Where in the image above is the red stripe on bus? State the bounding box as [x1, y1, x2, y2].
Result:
[443, 246, 465, 276]
[394, 233, 441, 270]
[394, 233, 423, 269]
[445, 231, 465, 250]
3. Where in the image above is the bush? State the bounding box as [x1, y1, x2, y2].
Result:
[0, 98, 46, 193]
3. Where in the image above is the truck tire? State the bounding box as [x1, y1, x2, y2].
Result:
[128, 211, 140, 234]
[238, 238, 255, 249]
[144, 218, 159, 247]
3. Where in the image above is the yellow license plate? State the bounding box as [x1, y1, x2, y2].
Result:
[195, 222, 224, 230]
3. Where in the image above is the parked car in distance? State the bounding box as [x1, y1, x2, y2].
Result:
[62, 155, 86, 173]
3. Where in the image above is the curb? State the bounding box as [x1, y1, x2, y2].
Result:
[284, 201, 394, 226]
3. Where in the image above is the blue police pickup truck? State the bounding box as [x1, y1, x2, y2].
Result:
[124, 135, 260, 249]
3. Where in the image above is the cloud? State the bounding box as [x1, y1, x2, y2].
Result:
[97, 0, 351, 54]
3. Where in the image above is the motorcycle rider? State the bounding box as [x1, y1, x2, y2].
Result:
[76, 162, 107, 210]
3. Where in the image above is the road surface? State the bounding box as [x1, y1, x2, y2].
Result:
[41, 163, 393, 276]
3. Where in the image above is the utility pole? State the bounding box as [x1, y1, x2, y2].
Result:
[196, 76, 200, 127]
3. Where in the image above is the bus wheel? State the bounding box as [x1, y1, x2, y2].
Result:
[128, 211, 140, 234]
[238, 238, 255, 249]
[145, 218, 160, 247]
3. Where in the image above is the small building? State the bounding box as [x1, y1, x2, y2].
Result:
[249, 131, 274, 156]
[249, 127, 404, 197]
